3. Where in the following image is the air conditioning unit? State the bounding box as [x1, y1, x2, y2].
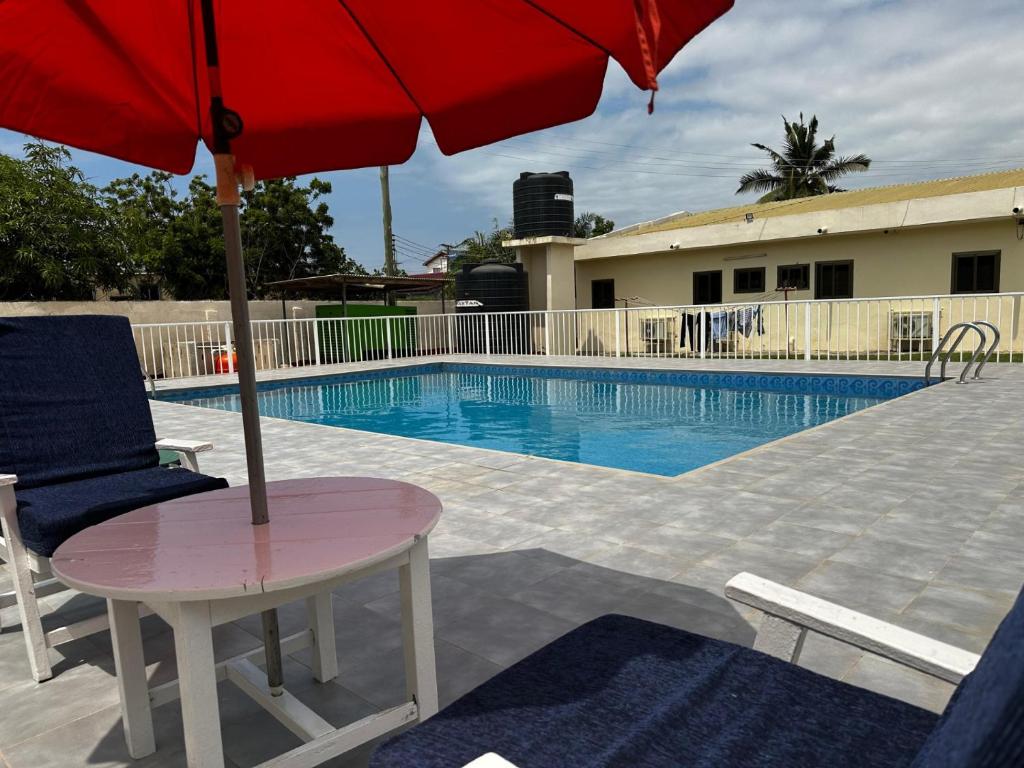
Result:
[641, 318, 672, 353]
[889, 311, 934, 353]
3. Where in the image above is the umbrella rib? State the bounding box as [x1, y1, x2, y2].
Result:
[518, 0, 613, 57]
[333, 0, 426, 118]
[186, 0, 204, 141]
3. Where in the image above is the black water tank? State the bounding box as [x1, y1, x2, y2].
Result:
[513, 171, 574, 238]
[455, 261, 531, 353]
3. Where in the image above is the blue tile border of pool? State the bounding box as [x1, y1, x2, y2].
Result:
[158, 361, 929, 402]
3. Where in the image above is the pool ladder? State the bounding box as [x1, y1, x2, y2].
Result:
[924, 321, 1000, 384]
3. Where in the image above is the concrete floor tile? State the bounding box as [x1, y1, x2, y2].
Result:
[436, 600, 577, 668]
[743, 521, 855, 559]
[902, 585, 1015, 638]
[797, 561, 926, 616]
[843, 655, 955, 714]
[830, 534, 953, 581]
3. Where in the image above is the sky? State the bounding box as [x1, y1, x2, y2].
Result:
[3, 0, 1023, 272]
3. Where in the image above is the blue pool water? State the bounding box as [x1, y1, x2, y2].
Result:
[162, 364, 924, 476]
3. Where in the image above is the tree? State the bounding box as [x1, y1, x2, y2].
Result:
[451, 220, 515, 273]
[103, 171, 180, 294]
[239, 177, 364, 297]
[0, 142, 130, 299]
[573, 211, 615, 238]
[157, 176, 228, 299]
[104, 172, 366, 299]
[736, 114, 871, 203]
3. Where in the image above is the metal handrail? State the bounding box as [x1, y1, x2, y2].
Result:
[971, 320, 1001, 379]
[924, 322, 987, 384]
[142, 365, 157, 398]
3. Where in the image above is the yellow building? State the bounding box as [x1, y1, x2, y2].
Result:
[574, 169, 1024, 309]
[507, 170, 1024, 359]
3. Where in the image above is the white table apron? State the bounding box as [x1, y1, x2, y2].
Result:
[110, 538, 436, 768]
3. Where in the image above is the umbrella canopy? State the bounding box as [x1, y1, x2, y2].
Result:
[0, 0, 733, 692]
[1, 1, 732, 179]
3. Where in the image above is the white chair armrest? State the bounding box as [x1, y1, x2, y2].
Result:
[726, 572, 980, 684]
[0, 474, 17, 487]
[462, 755, 520, 768]
[155, 438, 214, 454]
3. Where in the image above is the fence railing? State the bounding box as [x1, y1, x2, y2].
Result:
[133, 292, 1024, 381]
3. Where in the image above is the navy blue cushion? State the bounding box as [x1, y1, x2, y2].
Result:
[0, 315, 159, 488]
[911, 586, 1024, 768]
[371, 614, 938, 768]
[14, 466, 228, 557]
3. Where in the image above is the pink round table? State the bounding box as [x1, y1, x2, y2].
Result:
[52, 477, 442, 768]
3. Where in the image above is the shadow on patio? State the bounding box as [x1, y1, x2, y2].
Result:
[1, 548, 754, 767]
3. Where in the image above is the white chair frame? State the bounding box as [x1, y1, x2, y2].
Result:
[0, 438, 214, 682]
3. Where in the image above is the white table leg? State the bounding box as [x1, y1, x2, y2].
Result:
[173, 601, 225, 768]
[400, 537, 438, 720]
[108, 599, 156, 758]
[306, 592, 338, 683]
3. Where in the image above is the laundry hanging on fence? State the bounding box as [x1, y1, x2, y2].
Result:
[710, 311, 730, 341]
[735, 306, 764, 337]
[680, 312, 714, 352]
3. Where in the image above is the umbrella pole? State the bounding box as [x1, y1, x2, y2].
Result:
[216, 157, 285, 695]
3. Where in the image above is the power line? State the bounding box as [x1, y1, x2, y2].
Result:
[485, 139, 1020, 179]
[393, 236, 437, 257]
[418, 128, 1023, 176]
[490, 132, 1024, 165]
[496, 134, 1023, 173]
[419, 134, 1019, 183]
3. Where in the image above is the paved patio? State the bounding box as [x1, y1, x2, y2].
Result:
[1, 356, 1022, 767]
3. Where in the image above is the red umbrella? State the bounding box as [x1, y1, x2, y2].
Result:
[1, 0, 732, 690]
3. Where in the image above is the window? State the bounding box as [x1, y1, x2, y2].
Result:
[815, 260, 853, 299]
[693, 270, 723, 304]
[591, 279, 615, 309]
[777, 264, 810, 291]
[733, 267, 766, 294]
[951, 251, 1000, 294]
[138, 283, 161, 301]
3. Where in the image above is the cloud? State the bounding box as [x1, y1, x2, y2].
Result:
[421, 0, 1024, 230]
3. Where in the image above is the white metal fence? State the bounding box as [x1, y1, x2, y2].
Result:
[133, 292, 1024, 380]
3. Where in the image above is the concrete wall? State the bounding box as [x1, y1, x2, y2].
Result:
[0, 299, 450, 324]
[574, 219, 1024, 307]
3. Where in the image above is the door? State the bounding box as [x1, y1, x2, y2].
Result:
[693, 270, 722, 304]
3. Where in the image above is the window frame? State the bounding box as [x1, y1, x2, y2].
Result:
[950, 251, 1000, 295]
[591, 278, 616, 309]
[814, 260, 854, 300]
[776, 263, 810, 291]
[693, 270, 723, 305]
[733, 266, 766, 294]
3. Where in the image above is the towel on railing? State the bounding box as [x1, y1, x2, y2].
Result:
[735, 307, 764, 337]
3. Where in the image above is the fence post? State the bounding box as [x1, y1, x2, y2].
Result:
[544, 313, 551, 356]
[699, 309, 706, 359]
[804, 303, 812, 361]
[484, 314, 492, 356]
[224, 322, 234, 373]
[312, 319, 322, 366]
[385, 318, 393, 360]
[447, 314, 455, 355]
[615, 311, 621, 358]
[932, 298, 941, 353]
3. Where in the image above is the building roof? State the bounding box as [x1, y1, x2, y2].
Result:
[423, 252, 447, 266]
[267, 273, 450, 295]
[605, 168, 1024, 238]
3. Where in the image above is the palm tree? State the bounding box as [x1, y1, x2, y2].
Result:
[736, 114, 871, 202]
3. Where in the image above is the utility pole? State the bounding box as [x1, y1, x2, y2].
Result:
[380, 165, 396, 278]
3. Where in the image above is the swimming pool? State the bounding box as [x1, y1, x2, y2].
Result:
[161, 363, 926, 476]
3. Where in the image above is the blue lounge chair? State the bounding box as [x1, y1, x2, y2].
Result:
[370, 572, 1021, 768]
[0, 315, 228, 682]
